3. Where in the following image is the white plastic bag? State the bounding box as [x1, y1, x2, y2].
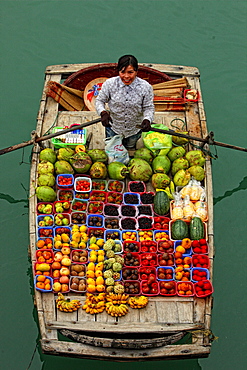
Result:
[105, 135, 130, 164]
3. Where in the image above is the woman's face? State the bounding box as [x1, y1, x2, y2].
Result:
[119, 65, 137, 85]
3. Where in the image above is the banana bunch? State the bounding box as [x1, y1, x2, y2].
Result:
[105, 293, 130, 317]
[105, 302, 129, 317]
[82, 293, 106, 314]
[128, 295, 149, 309]
[56, 293, 81, 312]
[106, 293, 129, 305]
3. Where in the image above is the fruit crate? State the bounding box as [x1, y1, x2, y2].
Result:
[86, 214, 104, 228]
[123, 192, 141, 205]
[74, 177, 92, 193]
[51, 126, 87, 149]
[36, 202, 54, 215]
[128, 181, 146, 193]
[56, 174, 74, 188]
[156, 266, 175, 281]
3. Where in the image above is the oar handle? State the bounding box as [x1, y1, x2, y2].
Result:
[137, 124, 247, 152]
[0, 117, 101, 156]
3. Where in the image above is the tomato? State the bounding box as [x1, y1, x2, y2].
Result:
[141, 273, 148, 280]
[142, 286, 150, 294]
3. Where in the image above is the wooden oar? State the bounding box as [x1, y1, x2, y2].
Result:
[0, 117, 101, 156]
[137, 125, 247, 153]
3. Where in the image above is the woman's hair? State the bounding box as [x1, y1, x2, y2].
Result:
[117, 55, 138, 72]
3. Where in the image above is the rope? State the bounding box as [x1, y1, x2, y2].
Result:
[188, 329, 219, 343]
[189, 141, 218, 159]
[43, 112, 59, 136]
[26, 342, 38, 370]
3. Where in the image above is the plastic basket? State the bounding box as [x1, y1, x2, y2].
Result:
[51, 126, 87, 149]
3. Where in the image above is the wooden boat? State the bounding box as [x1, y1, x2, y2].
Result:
[29, 62, 214, 361]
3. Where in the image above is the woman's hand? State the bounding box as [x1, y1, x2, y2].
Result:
[100, 111, 112, 127]
[141, 119, 151, 132]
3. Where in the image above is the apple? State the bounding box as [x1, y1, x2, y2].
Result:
[60, 267, 70, 276]
[54, 252, 63, 262]
[59, 276, 70, 284]
[61, 257, 72, 267]
[53, 282, 62, 292]
[61, 246, 71, 255]
[37, 204, 45, 212]
[53, 269, 60, 278]
[62, 218, 69, 226]
[51, 261, 61, 270]
[61, 284, 69, 292]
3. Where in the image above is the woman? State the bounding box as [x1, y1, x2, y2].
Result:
[95, 55, 154, 149]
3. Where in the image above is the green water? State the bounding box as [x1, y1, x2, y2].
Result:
[1, 1, 246, 369]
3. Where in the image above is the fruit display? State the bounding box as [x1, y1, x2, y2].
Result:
[34, 145, 213, 319]
[36, 238, 53, 249]
[57, 174, 74, 187]
[54, 201, 71, 213]
[56, 293, 81, 312]
[35, 275, 53, 291]
[128, 295, 149, 309]
[157, 267, 174, 280]
[159, 281, 176, 296]
[58, 190, 74, 201]
[128, 181, 146, 193]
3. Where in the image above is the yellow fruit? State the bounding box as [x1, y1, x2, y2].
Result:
[89, 255, 97, 263]
[61, 233, 70, 243]
[70, 241, 79, 249]
[87, 284, 96, 293]
[54, 235, 62, 242]
[87, 278, 96, 285]
[79, 225, 87, 233]
[97, 255, 105, 262]
[72, 232, 81, 243]
[78, 241, 87, 249]
[90, 243, 99, 250]
[95, 270, 103, 277]
[96, 238, 104, 247]
[95, 262, 104, 271]
[54, 240, 62, 249]
[96, 276, 104, 285]
[96, 284, 105, 292]
[87, 262, 95, 271]
[75, 145, 86, 153]
[86, 270, 95, 278]
[97, 250, 105, 255]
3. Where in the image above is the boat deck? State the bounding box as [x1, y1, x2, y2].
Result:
[29, 63, 214, 361]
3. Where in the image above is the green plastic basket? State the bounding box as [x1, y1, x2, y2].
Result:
[51, 126, 87, 149]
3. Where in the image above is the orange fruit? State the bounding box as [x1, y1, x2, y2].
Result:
[44, 283, 51, 290]
[37, 275, 46, 282]
[87, 284, 96, 293]
[37, 240, 45, 249]
[36, 282, 45, 289]
[174, 252, 182, 258]
[175, 245, 186, 254]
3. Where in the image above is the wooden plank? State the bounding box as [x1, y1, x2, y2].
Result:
[45, 63, 200, 78]
[46, 320, 203, 334]
[42, 293, 58, 340]
[193, 297, 206, 322]
[40, 339, 210, 361]
[41, 74, 61, 136]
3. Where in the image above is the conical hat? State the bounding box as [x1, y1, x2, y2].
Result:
[84, 77, 108, 111]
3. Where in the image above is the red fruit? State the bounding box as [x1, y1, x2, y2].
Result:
[204, 282, 211, 290]
[141, 273, 148, 280]
[194, 247, 201, 254]
[142, 286, 150, 294]
[199, 239, 207, 246]
[192, 240, 200, 247]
